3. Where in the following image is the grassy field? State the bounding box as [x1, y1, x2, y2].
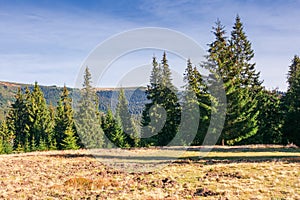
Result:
[0, 145, 299, 199]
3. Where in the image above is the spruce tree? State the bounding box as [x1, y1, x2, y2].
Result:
[116, 88, 139, 147]
[229, 16, 265, 145]
[24, 87, 34, 151]
[62, 126, 79, 150]
[182, 59, 211, 145]
[229, 15, 261, 88]
[283, 55, 300, 146]
[149, 56, 161, 89]
[141, 52, 181, 146]
[28, 82, 53, 150]
[0, 120, 13, 154]
[48, 102, 57, 150]
[6, 88, 30, 151]
[102, 108, 125, 148]
[54, 86, 79, 150]
[247, 89, 283, 144]
[75, 67, 104, 149]
[207, 19, 259, 145]
[141, 56, 165, 146]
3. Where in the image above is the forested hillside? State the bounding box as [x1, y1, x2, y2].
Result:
[0, 81, 147, 122]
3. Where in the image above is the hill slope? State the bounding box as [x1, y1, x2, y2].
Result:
[0, 81, 147, 121]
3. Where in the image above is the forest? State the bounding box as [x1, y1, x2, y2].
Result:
[0, 16, 300, 154]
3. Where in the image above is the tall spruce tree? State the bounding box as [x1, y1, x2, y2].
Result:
[116, 88, 139, 147]
[182, 59, 211, 145]
[141, 56, 165, 146]
[159, 52, 181, 146]
[141, 52, 181, 146]
[229, 15, 261, 88]
[207, 19, 259, 145]
[283, 55, 300, 146]
[54, 86, 79, 150]
[28, 82, 53, 150]
[75, 67, 104, 148]
[6, 88, 29, 151]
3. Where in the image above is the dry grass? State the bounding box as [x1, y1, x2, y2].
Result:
[0, 145, 299, 199]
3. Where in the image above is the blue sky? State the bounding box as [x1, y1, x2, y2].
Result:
[0, 0, 299, 90]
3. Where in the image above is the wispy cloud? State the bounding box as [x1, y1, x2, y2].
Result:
[136, 0, 300, 90]
[0, 0, 299, 90]
[0, 2, 138, 87]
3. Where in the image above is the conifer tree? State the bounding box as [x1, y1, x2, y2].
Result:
[116, 88, 139, 147]
[0, 120, 13, 154]
[62, 126, 79, 150]
[75, 67, 104, 148]
[48, 102, 57, 150]
[247, 89, 283, 144]
[229, 15, 261, 88]
[6, 88, 29, 151]
[141, 52, 181, 146]
[182, 59, 211, 145]
[141, 56, 165, 145]
[283, 55, 300, 146]
[54, 86, 79, 150]
[24, 87, 35, 151]
[28, 82, 53, 150]
[207, 19, 259, 145]
[102, 108, 125, 148]
[149, 56, 161, 88]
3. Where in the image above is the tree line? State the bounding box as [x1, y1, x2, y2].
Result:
[1, 15, 300, 153]
[0, 66, 142, 153]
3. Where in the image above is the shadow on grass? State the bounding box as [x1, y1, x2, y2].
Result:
[48, 153, 176, 161]
[45, 153, 300, 165]
[178, 155, 300, 163]
[186, 146, 300, 153]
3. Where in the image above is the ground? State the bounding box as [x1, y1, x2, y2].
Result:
[0, 145, 299, 199]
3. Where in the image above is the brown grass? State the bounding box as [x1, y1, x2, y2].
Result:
[0, 146, 299, 199]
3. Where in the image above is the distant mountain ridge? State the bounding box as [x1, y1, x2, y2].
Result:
[0, 81, 148, 122]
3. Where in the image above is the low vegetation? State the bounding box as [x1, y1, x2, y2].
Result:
[0, 145, 299, 199]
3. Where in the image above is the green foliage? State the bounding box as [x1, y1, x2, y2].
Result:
[75, 67, 104, 149]
[62, 126, 80, 150]
[141, 53, 181, 146]
[54, 86, 79, 150]
[207, 17, 260, 145]
[282, 55, 300, 146]
[0, 120, 13, 154]
[229, 15, 261, 88]
[116, 88, 139, 147]
[27, 82, 53, 150]
[181, 59, 211, 145]
[247, 89, 283, 144]
[102, 108, 126, 148]
[0, 16, 295, 150]
[6, 88, 30, 151]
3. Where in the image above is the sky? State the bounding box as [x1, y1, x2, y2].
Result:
[0, 0, 299, 91]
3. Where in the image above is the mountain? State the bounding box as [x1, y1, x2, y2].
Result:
[0, 81, 148, 122]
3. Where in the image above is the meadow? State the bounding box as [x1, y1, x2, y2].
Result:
[0, 145, 299, 199]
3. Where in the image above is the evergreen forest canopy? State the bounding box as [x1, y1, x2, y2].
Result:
[1, 16, 300, 154]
